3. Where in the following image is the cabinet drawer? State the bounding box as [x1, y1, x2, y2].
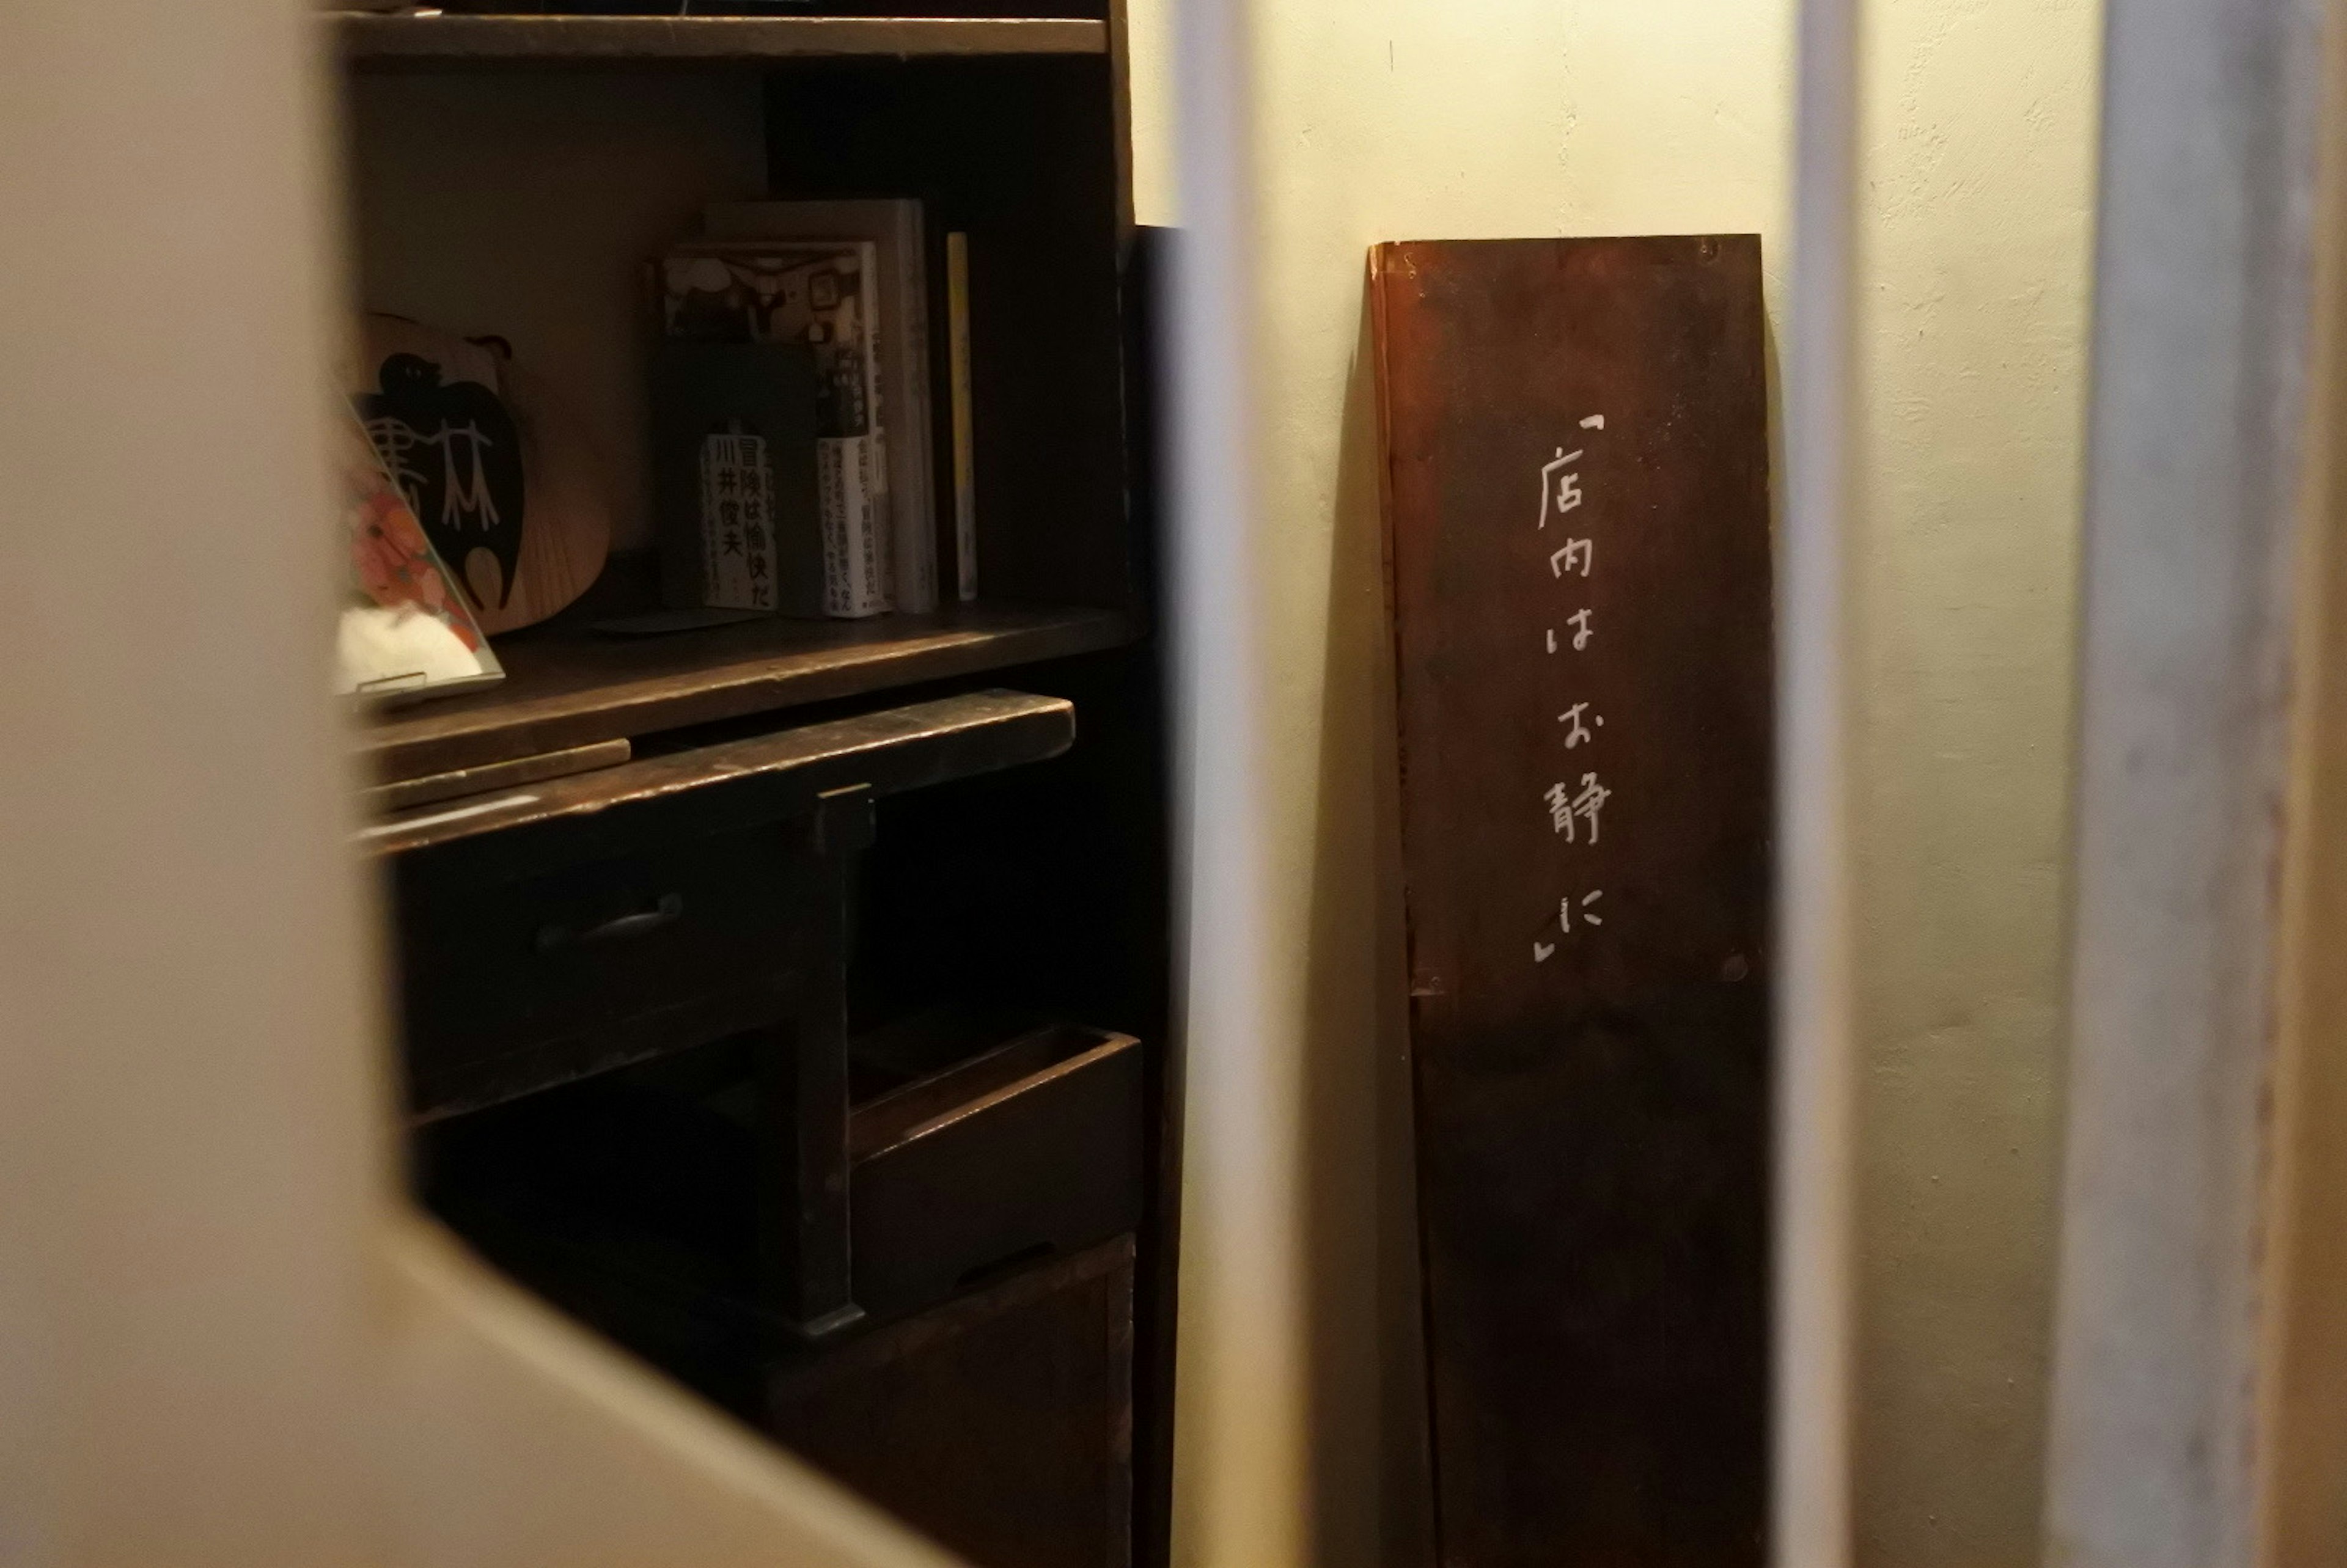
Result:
[395, 822, 803, 1118]
[849, 1024, 1143, 1318]
[378, 690, 1079, 1121]
[768, 1236, 1135, 1568]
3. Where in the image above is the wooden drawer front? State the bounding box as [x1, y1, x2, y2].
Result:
[848, 1025, 1143, 1319]
[396, 824, 801, 1117]
[768, 1235, 1135, 1568]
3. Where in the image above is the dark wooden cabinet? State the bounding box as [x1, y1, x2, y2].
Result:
[769, 1237, 1136, 1568]
[849, 1024, 1144, 1317]
[397, 819, 803, 1113]
[338, 13, 1168, 1566]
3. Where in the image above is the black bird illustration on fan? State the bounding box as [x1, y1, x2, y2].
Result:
[358, 353, 526, 610]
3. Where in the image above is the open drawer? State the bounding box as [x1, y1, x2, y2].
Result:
[417, 1019, 1145, 1364]
[850, 1024, 1144, 1319]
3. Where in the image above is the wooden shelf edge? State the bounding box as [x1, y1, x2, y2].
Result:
[365, 687, 1076, 858]
[360, 603, 1134, 784]
[334, 12, 1111, 63]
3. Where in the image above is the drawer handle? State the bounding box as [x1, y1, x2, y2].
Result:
[535, 893, 685, 953]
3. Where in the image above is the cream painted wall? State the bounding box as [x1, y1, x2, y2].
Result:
[1846, 4, 2098, 1564]
[1131, 1, 2098, 1564]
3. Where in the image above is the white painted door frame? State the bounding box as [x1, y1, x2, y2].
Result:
[2044, 0, 2341, 1563]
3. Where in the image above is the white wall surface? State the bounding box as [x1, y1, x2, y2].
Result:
[1848, 3, 2100, 1564]
[1131, 1, 2099, 1563]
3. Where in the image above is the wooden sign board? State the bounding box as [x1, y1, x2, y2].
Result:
[1371, 236, 1772, 1566]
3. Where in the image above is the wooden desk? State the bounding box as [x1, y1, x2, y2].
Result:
[381, 689, 1102, 1335]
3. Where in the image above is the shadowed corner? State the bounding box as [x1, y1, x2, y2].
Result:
[1296, 269, 1439, 1568]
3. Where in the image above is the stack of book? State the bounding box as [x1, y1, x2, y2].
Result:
[652, 200, 977, 621]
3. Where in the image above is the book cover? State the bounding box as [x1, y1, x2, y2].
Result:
[661, 241, 891, 617]
[650, 340, 823, 618]
[704, 199, 939, 614]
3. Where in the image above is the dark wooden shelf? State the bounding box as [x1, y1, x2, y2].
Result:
[364, 688, 1075, 859]
[362, 602, 1133, 783]
[334, 12, 1110, 64]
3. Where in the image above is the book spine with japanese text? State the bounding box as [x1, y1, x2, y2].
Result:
[659, 238, 892, 617]
[703, 200, 938, 612]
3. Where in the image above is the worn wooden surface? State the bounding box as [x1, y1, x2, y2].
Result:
[361, 736, 631, 816]
[360, 603, 1123, 784]
[366, 687, 1075, 860]
[336, 13, 1110, 64]
[342, 16, 1164, 1558]
[760, 785, 873, 1341]
[848, 1024, 1142, 1316]
[387, 690, 1074, 1124]
[397, 822, 804, 1121]
[1373, 235, 1772, 1567]
[419, 1072, 1139, 1567]
[768, 1234, 1135, 1568]
[495, 355, 616, 630]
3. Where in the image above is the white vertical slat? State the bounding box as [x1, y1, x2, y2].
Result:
[1776, 0, 1863, 1564]
[2045, 0, 2326, 1562]
[1162, 0, 1313, 1564]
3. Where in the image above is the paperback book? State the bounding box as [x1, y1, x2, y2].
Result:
[660, 240, 891, 618]
[704, 199, 939, 613]
[650, 340, 824, 618]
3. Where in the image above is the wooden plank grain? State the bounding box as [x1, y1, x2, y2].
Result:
[361, 603, 1127, 783]
[767, 1234, 1136, 1568]
[367, 687, 1074, 861]
[360, 737, 633, 816]
[1372, 236, 1772, 1567]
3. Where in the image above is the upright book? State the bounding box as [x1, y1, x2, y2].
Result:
[946, 230, 977, 603]
[1373, 236, 1772, 1568]
[661, 240, 891, 618]
[650, 340, 823, 618]
[705, 199, 940, 614]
